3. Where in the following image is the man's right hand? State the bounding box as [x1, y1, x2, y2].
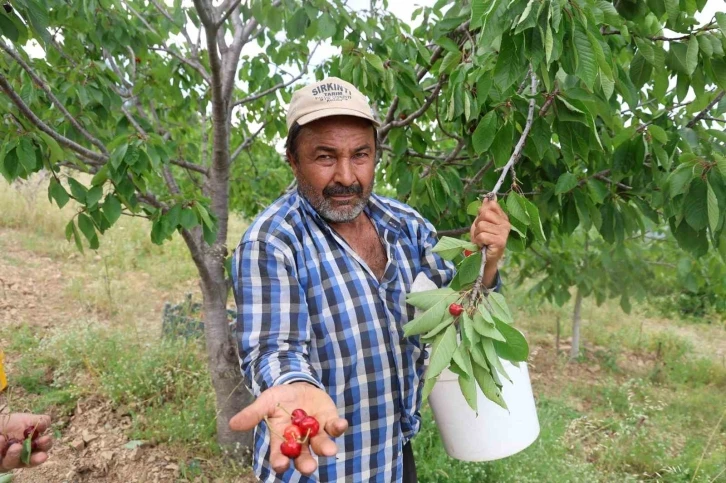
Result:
[229, 382, 348, 476]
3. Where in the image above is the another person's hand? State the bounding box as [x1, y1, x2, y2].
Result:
[1, 413, 53, 470]
[229, 382, 348, 475]
[469, 196, 511, 288]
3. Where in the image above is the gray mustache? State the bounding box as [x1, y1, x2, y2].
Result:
[323, 184, 362, 196]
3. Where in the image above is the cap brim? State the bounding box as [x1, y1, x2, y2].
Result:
[296, 107, 381, 128]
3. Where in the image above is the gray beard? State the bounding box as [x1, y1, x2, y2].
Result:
[297, 178, 373, 224]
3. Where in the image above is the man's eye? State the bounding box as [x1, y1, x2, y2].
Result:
[317, 155, 333, 160]
[354, 152, 368, 158]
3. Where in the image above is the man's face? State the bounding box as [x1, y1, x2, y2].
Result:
[289, 116, 376, 224]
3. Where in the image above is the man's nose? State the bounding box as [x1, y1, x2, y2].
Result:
[333, 157, 356, 185]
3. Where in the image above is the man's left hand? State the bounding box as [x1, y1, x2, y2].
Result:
[469, 196, 510, 288]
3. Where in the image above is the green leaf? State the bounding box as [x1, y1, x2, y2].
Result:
[462, 312, 478, 348]
[86, 185, 103, 209]
[481, 337, 510, 382]
[545, 24, 553, 64]
[473, 363, 507, 409]
[21, 437, 32, 465]
[404, 290, 459, 336]
[48, 178, 69, 208]
[716, 12, 726, 35]
[471, 0, 488, 28]
[365, 53, 385, 73]
[573, 22, 597, 89]
[452, 344, 474, 378]
[77, 213, 99, 249]
[707, 182, 720, 233]
[686, 36, 699, 75]
[473, 111, 498, 154]
[67, 178, 88, 201]
[458, 373, 478, 412]
[506, 192, 530, 227]
[422, 375, 437, 401]
[39, 132, 63, 163]
[629, 53, 652, 89]
[439, 51, 462, 74]
[17, 137, 36, 171]
[648, 125, 668, 144]
[65, 220, 83, 253]
[492, 319, 530, 362]
[453, 251, 483, 287]
[422, 315, 455, 340]
[491, 122, 513, 168]
[555, 172, 578, 195]
[431, 236, 478, 261]
[426, 325, 457, 379]
[486, 292, 513, 324]
[684, 178, 708, 231]
[110, 144, 129, 169]
[715, 153, 726, 178]
[103, 194, 122, 225]
[472, 310, 507, 341]
[711, 58, 726, 91]
[494, 34, 525, 91]
[522, 198, 546, 242]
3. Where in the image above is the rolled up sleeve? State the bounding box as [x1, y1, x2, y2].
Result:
[232, 240, 322, 396]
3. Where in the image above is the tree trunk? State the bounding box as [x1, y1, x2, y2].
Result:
[570, 287, 583, 359]
[199, 255, 254, 462]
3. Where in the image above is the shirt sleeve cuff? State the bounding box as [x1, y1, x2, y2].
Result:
[488, 270, 502, 293]
[273, 372, 324, 390]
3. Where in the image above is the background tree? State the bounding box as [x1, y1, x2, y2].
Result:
[2, 0, 726, 456]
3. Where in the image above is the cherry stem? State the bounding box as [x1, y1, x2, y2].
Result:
[301, 428, 311, 445]
[276, 403, 292, 418]
[263, 416, 284, 440]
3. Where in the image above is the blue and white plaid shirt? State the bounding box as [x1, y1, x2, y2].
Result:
[232, 190, 462, 482]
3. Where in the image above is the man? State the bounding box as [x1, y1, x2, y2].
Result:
[1, 412, 53, 471]
[229, 77, 510, 482]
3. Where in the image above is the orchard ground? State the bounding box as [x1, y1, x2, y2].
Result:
[0, 177, 724, 483]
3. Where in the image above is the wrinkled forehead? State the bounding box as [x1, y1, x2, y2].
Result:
[298, 116, 376, 149]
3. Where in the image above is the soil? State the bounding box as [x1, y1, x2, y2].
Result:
[0, 230, 254, 482]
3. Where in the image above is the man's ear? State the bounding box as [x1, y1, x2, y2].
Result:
[286, 150, 298, 176]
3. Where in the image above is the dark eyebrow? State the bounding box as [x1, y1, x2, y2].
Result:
[313, 145, 338, 153]
[353, 144, 372, 152]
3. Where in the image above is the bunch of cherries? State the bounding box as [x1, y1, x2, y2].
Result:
[273, 407, 320, 459]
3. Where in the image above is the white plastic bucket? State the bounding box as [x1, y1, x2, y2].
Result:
[427, 361, 540, 461]
[409, 272, 540, 462]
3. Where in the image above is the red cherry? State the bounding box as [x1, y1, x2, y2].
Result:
[24, 426, 40, 441]
[463, 249, 474, 257]
[449, 303, 464, 316]
[283, 424, 303, 442]
[280, 439, 302, 458]
[135, 56, 141, 64]
[298, 416, 320, 438]
[1, 438, 20, 458]
[291, 408, 307, 426]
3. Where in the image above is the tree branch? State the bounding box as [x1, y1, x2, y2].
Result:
[379, 80, 443, 138]
[463, 160, 494, 196]
[216, 0, 243, 28]
[171, 158, 209, 175]
[1, 39, 109, 155]
[149, 46, 211, 84]
[150, 0, 195, 49]
[0, 73, 107, 163]
[381, 21, 470, 130]
[230, 121, 270, 162]
[233, 44, 317, 109]
[472, 70, 538, 303]
[686, 90, 725, 128]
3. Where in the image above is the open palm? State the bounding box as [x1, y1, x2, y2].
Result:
[229, 383, 348, 475]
